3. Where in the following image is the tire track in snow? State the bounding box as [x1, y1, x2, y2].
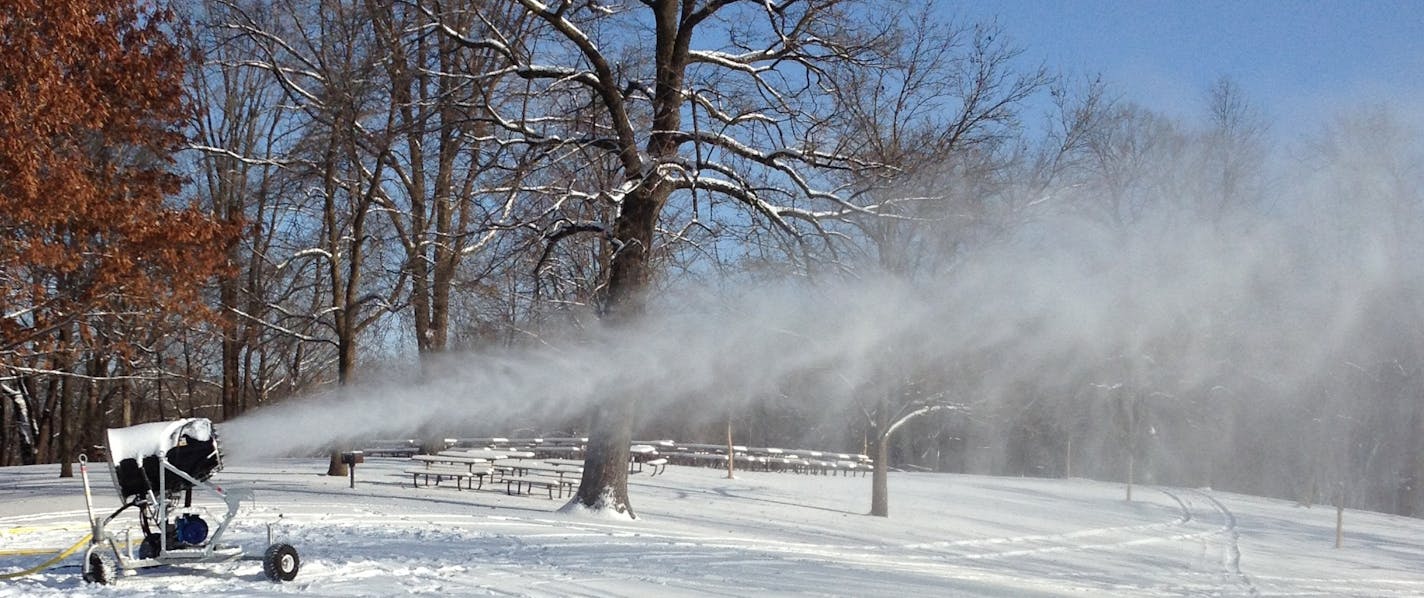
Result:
[0, 485, 1295, 596]
[884, 487, 1259, 596]
[896, 488, 1206, 562]
[244, 491, 1226, 584]
[1247, 575, 1424, 597]
[1185, 488, 1259, 597]
[242, 493, 1235, 596]
[234, 505, 1109, 594]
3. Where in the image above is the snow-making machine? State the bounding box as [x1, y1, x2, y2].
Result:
[78, 418, 299, 584]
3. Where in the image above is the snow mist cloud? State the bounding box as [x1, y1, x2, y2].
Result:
[223, 108, 1424, 485]
[219, 278, 929, 459]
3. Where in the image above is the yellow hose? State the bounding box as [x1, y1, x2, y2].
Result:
[0, 548, 65, 556]
[0, 533, 93, 579]
[0, 524, 83, 534]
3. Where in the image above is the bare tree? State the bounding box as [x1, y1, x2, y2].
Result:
[188, 0, 302, 421]
[428, 0, 959, 516]
[365, 2, 542, 357]
[819, 9, 1056, 516]
[1196, 76, 1267, 226]
[218, 0, 405, 475]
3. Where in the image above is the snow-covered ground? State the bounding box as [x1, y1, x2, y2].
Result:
[4, 457, 1423, 597]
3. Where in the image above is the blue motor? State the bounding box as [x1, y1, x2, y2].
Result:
[175, 513, 209, 546]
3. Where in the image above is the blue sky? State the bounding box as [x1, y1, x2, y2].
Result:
[948, 0, 1424, 135]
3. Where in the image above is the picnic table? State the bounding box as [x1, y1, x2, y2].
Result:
[671, 452, 728, 466]
[521, 463, 582, 481]
[631, 439, 676, 448]
[364, 445, 418, 457]
[678, 443, 747, 452]
[492, 457, 577, 476]
[495, 460, 582, 498]
[412, 453, 493, 471]
[444, 448, 536, 460]
[405, 454, 496, 490]
[540, 437, 588, 445]
[533, 445, 582, 457]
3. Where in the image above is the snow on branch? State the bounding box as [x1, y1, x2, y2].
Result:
[535, 219, 608, 274]
[660, 129, 878, 217]
[884, 403, 967, 439]
[229, 306, 337, 347]
[685, 90, 780, 127]
[276, 248, 335, 270]
[188, 144, 295, 167]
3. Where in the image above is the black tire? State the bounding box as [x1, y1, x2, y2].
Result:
[262, 543, 300, 582]
[82, 548, 111, 585]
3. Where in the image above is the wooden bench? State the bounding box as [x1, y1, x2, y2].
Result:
[404, 465, 491, 490]
[533, 472, 577, 497]
[833, 460, 869, 477]
[491, 459, 527, 478]
[503, 473, 572, 499]
[628, 444, 659, 473]
[412, 453, 495, 473]
[644, 458, 667, 476]
[365, 446, 418, 457]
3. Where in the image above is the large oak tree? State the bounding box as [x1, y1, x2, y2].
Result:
[0, 0, 236, 468]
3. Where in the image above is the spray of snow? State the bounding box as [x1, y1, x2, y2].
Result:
[221, 107, 1424, 504]
[220, 279, 926, 459]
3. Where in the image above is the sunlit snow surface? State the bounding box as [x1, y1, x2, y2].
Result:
[3, 459, 1423, 597]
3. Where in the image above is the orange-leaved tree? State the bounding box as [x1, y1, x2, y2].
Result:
[0, 0, 237, 458]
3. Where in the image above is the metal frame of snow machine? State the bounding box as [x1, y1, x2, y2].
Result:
[79, 418, 300, 584]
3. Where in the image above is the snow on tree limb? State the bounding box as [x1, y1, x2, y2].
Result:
[884, 403, 966, 440]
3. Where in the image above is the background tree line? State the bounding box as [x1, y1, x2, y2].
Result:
[4, 0, 1424, 519]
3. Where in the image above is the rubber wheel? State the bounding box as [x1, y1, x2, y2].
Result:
[82, 548, 111, 585]
[262, 543, 300, 582]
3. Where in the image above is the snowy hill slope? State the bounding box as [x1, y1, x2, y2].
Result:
[3, 458, 1423, 597]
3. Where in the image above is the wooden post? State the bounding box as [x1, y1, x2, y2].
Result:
[1126, 450, 1134, 502]
[1335, 500, 1345, 549]
[725, 416, 735, 479]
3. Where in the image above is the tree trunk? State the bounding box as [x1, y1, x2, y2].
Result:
[565, 0, 693, 516]
[570, 183, 664, 517]
[327, 450, 348, 477]
[121, 383, 132, 427]
[13, 382, 38, 465]
[0, 382, 10, 467]
[36, 376, 56, 462]
[870, 433, 890, 517]
[80, 373, 98, 465]
[56, 325, 74, 478]
[220, 275, 242, 421]
[572, 397, 634, 515]
[322, 142, 362, 477]
[725, 416, 736, 479]
[1335, 500, 1344, 548]
[869, 393, 901, 516]
[57, 372, 73, 478]
[326, 335, 355, 478]
[1125, 448, 1134, 502]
